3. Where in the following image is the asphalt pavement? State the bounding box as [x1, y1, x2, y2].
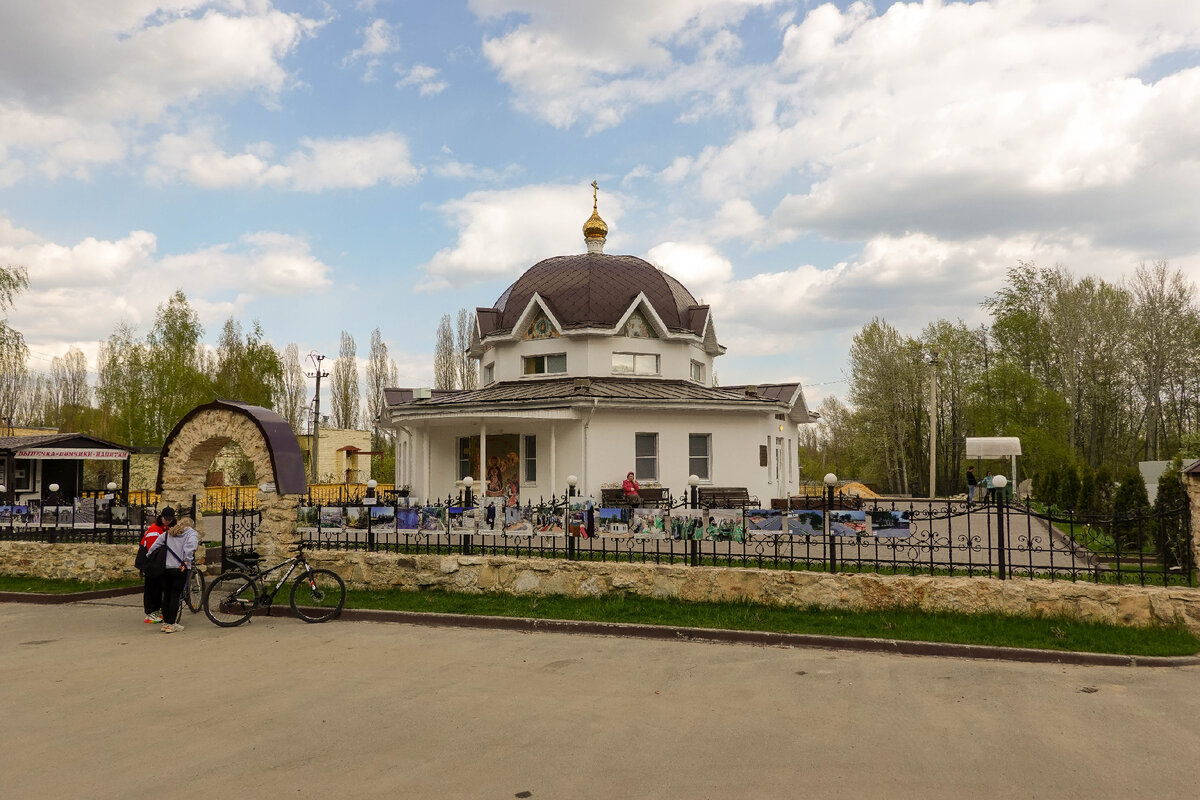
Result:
[2, 596, 1199, 799]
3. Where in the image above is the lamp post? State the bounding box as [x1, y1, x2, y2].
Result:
[365, 478, 378, 505]
[926, 348, 939, 499]
[567, 474, 578, 499]
[462, 476, 474, 508]
[823, 473, 837, 572]
[992, 474, 1008, 579]
[688, 474, 699, 509]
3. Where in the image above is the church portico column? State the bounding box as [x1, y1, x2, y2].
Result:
[479, 422, 487, 504]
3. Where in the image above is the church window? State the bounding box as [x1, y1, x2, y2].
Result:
[635, 433, 658, 481]
[612, 353, 659, 375]
[523, 353, 566, 375]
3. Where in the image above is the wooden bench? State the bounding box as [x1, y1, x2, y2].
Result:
[696, 487, 759, 509]
[599, 486, 669, 508]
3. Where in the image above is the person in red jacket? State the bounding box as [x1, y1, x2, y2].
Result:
[139, 506, 175, 623]
[622, 472, 641, 506]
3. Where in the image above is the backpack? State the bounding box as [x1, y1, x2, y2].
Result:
[134, 542, 149, 572]
[144, 541, 170, 578]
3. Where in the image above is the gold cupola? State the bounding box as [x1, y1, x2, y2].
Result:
[583, 180, 608, 253]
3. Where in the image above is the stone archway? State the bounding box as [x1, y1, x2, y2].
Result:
[156, 400, 307, 561]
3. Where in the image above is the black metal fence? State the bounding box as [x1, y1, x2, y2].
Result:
[0, 496, 198, 545]
[293, 491, 1193, 588]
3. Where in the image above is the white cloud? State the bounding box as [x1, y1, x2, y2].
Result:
[346, 18, 399, 81]
[667, 1, 1200, 257]
[395, 64, 448, 96]
[418, 183, 625, 290]
[470, 0, 780, 129]
[148, 129, 422, 191]
[0, 1, 321, 180]
[647, 229, 1194, 359]
[1, 216, 334, 351]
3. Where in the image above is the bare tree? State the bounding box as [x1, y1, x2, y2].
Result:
[278, 343, 306, 432]
[434, 314, 456, 390]
[455, 308, 478, 390]
[0, 265, 29, 428]
[366, 327, 400, 443]
[330, 331, 360, 429]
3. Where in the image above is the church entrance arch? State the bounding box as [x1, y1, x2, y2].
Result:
[156, 400, 308, 562]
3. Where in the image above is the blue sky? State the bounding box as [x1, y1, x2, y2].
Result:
[3, 0, 1199, 406]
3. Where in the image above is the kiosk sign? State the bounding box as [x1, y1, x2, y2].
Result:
[15, 448, 129, 460]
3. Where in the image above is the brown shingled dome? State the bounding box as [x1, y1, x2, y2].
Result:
[491, 253, 700, 333]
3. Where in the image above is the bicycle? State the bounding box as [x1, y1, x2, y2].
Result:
[202, 544, 346, 627]
[182, 564, 206, 614]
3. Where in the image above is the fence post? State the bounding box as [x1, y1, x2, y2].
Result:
[366, 503, 375, 552]
[825, 482, 837, 573]
[995, 488, 1007, 580]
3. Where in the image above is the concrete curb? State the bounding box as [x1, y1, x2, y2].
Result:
[330, 608, 1200, 668]
[0, 585, 141, 604]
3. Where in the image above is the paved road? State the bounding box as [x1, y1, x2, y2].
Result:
[3, 597, 1199, 799]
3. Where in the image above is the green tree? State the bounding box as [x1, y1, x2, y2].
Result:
[1111, 466, 1150, 550]
[1058, 464, 1081, 512]
[1153, 457, 1191, 570]
[211, 318, 283, 409]
[1075, 463, 1098, 516]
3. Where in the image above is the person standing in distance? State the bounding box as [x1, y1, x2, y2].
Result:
[139, 507, 173, 623]
[966, 466, 978, 505]
[150, 513, 199, 633]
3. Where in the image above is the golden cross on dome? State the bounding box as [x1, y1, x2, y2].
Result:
[591, 180, 598, 210]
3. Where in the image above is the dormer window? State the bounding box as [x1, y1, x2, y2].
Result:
[523, 353, 566, 375]
[613, 352, 659, 376]
[690, 360, 705, 383]
[483, 363, 495, 385]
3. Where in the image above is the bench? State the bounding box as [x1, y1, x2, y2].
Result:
[599, 486, 669, 508]
[696, 487, 758, 509]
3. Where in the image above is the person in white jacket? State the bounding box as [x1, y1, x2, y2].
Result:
[149, 516, 199, 633]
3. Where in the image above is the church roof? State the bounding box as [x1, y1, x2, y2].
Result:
[385, 379, 809, 421]
[487, 254, 703, 335]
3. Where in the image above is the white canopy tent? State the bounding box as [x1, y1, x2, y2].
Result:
[965, 437, 1022, 489]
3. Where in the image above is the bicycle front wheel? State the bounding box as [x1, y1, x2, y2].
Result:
[184, 569, 206, 613]
[203, 572, 257, 627]
[289, 569, 345, 623]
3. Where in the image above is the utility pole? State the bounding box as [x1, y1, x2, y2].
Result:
[305, 352, 328, 483]
[927, 349, 939, 499]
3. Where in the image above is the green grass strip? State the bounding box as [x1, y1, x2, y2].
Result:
[343, 588, 1200, 657]
[0, 575, 141, 593]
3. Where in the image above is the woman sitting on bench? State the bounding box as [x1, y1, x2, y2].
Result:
[622, 471, 641, 506]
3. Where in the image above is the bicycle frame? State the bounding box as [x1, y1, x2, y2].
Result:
[229, 553, 311, 610]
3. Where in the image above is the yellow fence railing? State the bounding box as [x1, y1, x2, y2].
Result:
[117, 483, 397, 513]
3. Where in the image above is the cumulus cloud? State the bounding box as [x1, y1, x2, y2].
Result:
[470, 0, 780, 129]
[346, 18, 399, 81]
[147, 129, 422, 191]
[666, 2, 1200, 259]
[418, 183, 625, 290]
[395, 64, 448, 95]
[0, 1, 320, 180]
[0, 216, 334, 351]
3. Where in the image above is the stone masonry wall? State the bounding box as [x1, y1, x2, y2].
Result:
[301, 550, 1200, 633]
[0, 540, 209, 583]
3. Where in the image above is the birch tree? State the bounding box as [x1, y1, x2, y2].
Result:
[330, 331, 359, 429]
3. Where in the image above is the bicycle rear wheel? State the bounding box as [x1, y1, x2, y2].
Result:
[203, 572, 257, 627]
[289, 569, 345, 622]
[184, 568, 206, 613]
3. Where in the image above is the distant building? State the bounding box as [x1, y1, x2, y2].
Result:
[297, 428, 374, 484]
[0, 432, 134, 502]
[381, 189, 815, 503]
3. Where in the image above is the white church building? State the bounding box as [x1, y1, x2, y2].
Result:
[382, 190, 815, 504]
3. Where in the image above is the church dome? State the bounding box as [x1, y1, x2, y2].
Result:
[489, 253, 703, 334]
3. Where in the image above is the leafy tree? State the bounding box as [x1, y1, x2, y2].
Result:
[1111, 466, 1150, 550]
[1075, 463, 1098, 516]
[143, 290, 211, 444]
[1153, 457, 1191, 571]
[330, 331, 359, 429]
[1037, 465, 1060, 509]
[211, 318, 283, 409]
[366, 327, 399, 449]
[1058, 464, 1081, 512]
[1093, 464, 1115, 515]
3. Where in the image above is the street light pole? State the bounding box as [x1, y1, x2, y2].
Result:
[305, 352, 329, 483]
[927, 349, 939, 499]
